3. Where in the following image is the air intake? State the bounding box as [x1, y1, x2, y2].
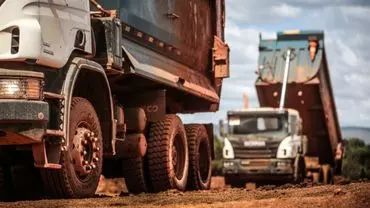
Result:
[11, 28, 19, 54]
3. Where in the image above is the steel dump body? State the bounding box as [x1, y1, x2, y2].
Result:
[255, 31, 341, 165]
[97, 0, 228, 113]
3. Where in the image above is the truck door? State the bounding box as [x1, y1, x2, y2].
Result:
[39, 0, 91, 67]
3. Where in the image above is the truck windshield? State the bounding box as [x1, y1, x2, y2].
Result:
[228, 115, 284, 135]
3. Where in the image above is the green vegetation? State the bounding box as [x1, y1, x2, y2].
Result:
[212, 135, 224, 176]
[342, 138, 370, 180]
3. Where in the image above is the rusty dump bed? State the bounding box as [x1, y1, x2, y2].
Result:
[97, 0, 229, 113]
[255, 31, 341, 165]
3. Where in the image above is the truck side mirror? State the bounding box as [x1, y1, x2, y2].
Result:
[219, 119, 226, 137]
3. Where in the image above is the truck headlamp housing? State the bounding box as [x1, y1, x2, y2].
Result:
[0, 78, 43, 100]
[223, 138, 235, 159]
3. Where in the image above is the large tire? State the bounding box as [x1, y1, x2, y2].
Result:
[185, 124, 212, 190]
[0, 166, 14, 201]
[41, 97, 103, 198]
[293, 155, 305, 184]
[122, 157, 149, 194]
[147, 115, 189, 192]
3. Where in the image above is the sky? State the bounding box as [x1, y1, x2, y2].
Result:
[181, 0, 370, 128]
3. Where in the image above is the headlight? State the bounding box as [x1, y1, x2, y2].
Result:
[223, 138, 235, 159]
[223, 161, 234, 168]
[0, 78, 43, 100]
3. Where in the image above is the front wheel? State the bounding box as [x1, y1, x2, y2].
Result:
[41, 97, 103, 198]
[293, 155, 305, 183]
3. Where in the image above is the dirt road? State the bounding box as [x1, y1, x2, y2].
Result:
[0, 177, 369, 208]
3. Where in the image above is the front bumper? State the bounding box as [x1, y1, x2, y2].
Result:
[222, 159, 294, 181]
[0, 99, 49, 145]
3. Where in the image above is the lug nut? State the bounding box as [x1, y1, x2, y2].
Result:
[85, 165, 92, 171]
[83, 160, 89, 165]
[93, 157, 99, 162]
[91, 164, 96, 169]
[83, 139, 88, 145]
[91, 132, 95, 137]
[82, 150, 87, 156]
[95, 147, 100, 151]
[93, 137, 98, 142]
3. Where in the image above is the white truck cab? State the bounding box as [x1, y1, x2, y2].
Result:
[220, 107, 307, 186]
[0, 0, 92, 67]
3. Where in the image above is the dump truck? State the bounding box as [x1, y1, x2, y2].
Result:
[221, 107, 307, 187]
[0, 0, 229, 199]
[221, 30, 342, 186]
[255, 30, 343, 184]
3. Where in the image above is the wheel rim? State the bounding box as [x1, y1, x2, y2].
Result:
[70, 122, 100, 181]
[172, 134, 185, 180]
[198, 139, 210, 183]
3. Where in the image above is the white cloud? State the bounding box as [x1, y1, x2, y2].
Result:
[271, 3, 302, 18]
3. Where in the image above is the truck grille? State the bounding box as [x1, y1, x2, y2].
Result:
[0, 0, 5, 7]
[234, 141, 280, 159]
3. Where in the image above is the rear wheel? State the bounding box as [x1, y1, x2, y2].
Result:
[122, 157, 149, 194]
[41, 97, 103, 198]
[185, 124, 212, 190]
[147, 115, 189, 192]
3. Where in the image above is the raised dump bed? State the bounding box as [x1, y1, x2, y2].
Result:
[255, 30, 343, 173]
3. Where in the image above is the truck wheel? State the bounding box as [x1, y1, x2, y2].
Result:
[147, 115, 189, 192]
[185, 124, 212, 190]
[41, 97, 103, 198]
[122, 157, 149, 194]
[293, 155, 305, 183]
[321, 164, 333, 185]
[0, 166, 14, 201]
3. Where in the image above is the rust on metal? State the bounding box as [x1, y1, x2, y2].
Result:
[213, 36, 230, 78]
[44, 92, 64, 100]
[32, 142, 62, 169]
[45, 129, 64, 137]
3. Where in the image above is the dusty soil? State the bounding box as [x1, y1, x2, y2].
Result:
[0, 177, 369, 208]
